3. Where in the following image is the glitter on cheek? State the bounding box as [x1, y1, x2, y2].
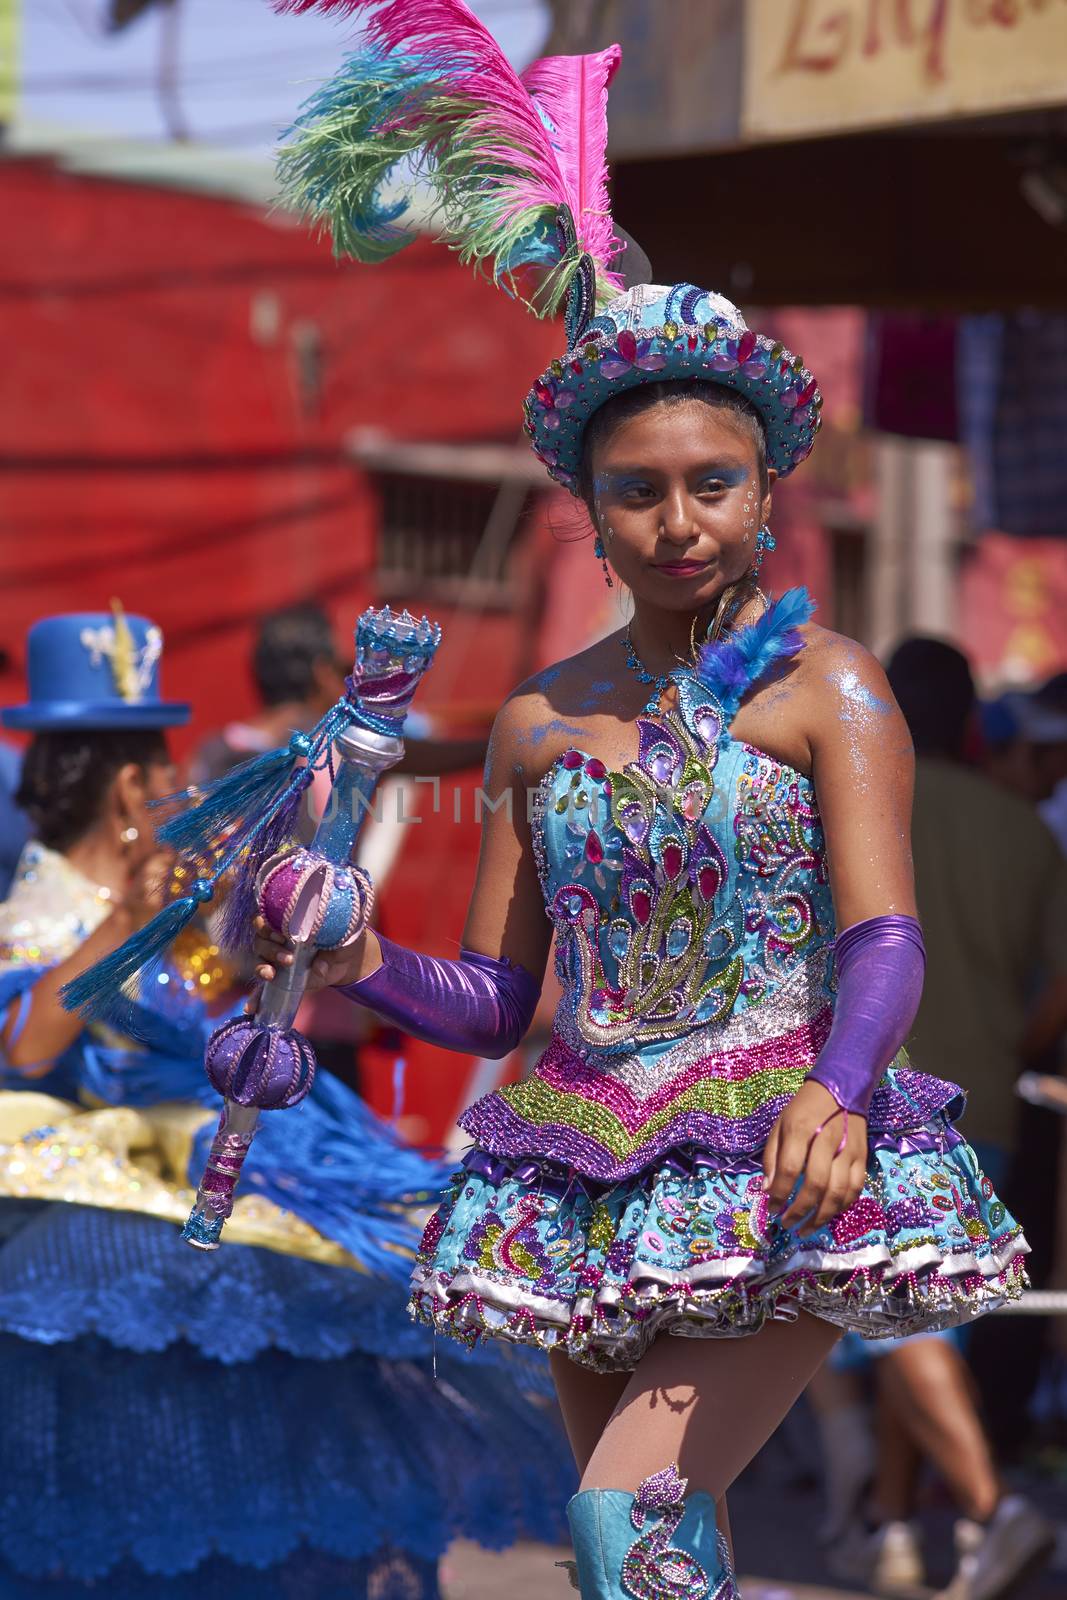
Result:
[743, 478, 758, 531]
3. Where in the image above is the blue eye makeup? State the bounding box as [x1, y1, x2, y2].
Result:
[594, 472, 651, 497]
[698, 465, 748, 490]
[595, 466, 749, 499]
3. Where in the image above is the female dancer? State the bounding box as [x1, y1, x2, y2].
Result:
[0, 607, 570, 1600]
[258, 350, 1025, 1587]
[262, 6, 1031, 1593]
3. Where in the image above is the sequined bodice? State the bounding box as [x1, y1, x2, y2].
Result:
[460, 591, 962, 1182]
[533, 668, 835, 1053]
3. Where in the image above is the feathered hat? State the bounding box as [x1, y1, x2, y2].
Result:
[273, 0, 821, 488]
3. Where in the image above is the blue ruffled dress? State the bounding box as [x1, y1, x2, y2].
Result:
[0, 843, 572, 1598]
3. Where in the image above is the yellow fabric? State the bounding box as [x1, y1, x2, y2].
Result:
[0, 1091, 371, 1269]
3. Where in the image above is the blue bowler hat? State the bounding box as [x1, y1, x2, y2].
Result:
[3, 602, 190, 731]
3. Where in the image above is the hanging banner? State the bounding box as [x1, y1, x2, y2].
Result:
[744, 0, 1067, 141]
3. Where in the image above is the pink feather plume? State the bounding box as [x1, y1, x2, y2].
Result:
[273, 0, 625, 293]
[520, 47, 622, 288]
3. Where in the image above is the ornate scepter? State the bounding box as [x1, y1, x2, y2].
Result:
[62, 607, 441, 1249]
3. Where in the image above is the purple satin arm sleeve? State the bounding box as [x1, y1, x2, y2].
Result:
[338, 936, 541, 1060]
[806, 914, 926, 1116]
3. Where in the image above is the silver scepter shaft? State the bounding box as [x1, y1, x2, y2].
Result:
[181, 605, 441, 1251]
[182, 729, 403, 1251]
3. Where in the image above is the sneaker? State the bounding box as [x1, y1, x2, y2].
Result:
[869, 1521, 927, 1596]
[939, 1519, 985, 1600]
[827, 1518, 925, 1595]
[939, 1497, 1056, 1600]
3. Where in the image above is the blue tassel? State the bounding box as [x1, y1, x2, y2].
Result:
[63, 700, 358, 1036]
[61, 884, 214, 1027]
[155, 735, 311, 864]
[215, 773, 312, 954]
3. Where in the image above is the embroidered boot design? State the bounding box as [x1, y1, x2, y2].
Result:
[622, 1465, 736, 1600]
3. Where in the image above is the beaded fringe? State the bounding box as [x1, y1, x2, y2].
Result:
[410, 1247, 1028, 1374]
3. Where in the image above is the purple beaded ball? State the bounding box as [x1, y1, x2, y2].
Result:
[204, 1016, 316, 1110]
[255, 847, 374, 950]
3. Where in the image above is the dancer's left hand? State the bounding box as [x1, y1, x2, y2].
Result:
[762, 1080, 868, 1238]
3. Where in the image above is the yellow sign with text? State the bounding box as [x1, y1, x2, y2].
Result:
[744, 0, 1067, 139]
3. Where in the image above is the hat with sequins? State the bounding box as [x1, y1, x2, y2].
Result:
[3, 602, 190, 731]
[272, 0, 821, 492]
[524, 282, 821, 493]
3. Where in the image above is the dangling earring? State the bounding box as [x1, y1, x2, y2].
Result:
[752, 524, 776, 576]
[119, 824, 139, 846]
[593, 530, 614, 588]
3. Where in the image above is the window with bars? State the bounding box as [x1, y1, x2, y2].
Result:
[373, 473, 533, 605]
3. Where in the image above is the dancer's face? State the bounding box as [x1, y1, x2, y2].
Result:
[588, 399, 774, 609]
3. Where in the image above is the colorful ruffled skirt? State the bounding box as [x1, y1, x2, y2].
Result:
[410, 1060, 1028, 1373]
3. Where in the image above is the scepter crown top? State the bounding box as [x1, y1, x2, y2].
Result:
[350, 606, 442, 725]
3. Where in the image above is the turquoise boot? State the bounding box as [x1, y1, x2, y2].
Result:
[565, 1464, 738, 1599]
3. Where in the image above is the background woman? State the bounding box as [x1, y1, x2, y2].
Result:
[0, 606, 570, 1600]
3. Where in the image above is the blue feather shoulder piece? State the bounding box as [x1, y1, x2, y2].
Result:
[694, 587, 815, 722]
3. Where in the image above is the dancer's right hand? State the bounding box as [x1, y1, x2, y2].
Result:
[250, 917, 372, 994]
[762, 1080, 868, 1238]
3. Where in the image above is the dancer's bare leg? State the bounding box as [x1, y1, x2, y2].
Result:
[581, 1312, 841, 1500]
[551, 1352, 735, 1560]
[550, 1353, 629, 1474]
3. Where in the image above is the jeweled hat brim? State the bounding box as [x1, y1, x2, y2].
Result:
[523, 296, 822, 493]
[2, 700, 191, 731]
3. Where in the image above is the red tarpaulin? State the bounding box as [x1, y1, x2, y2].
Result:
[0, 156, 569, 1142]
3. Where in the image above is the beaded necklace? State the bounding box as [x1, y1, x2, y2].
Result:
[622, 589, 771, 714]
[621, 625, 683, 715]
